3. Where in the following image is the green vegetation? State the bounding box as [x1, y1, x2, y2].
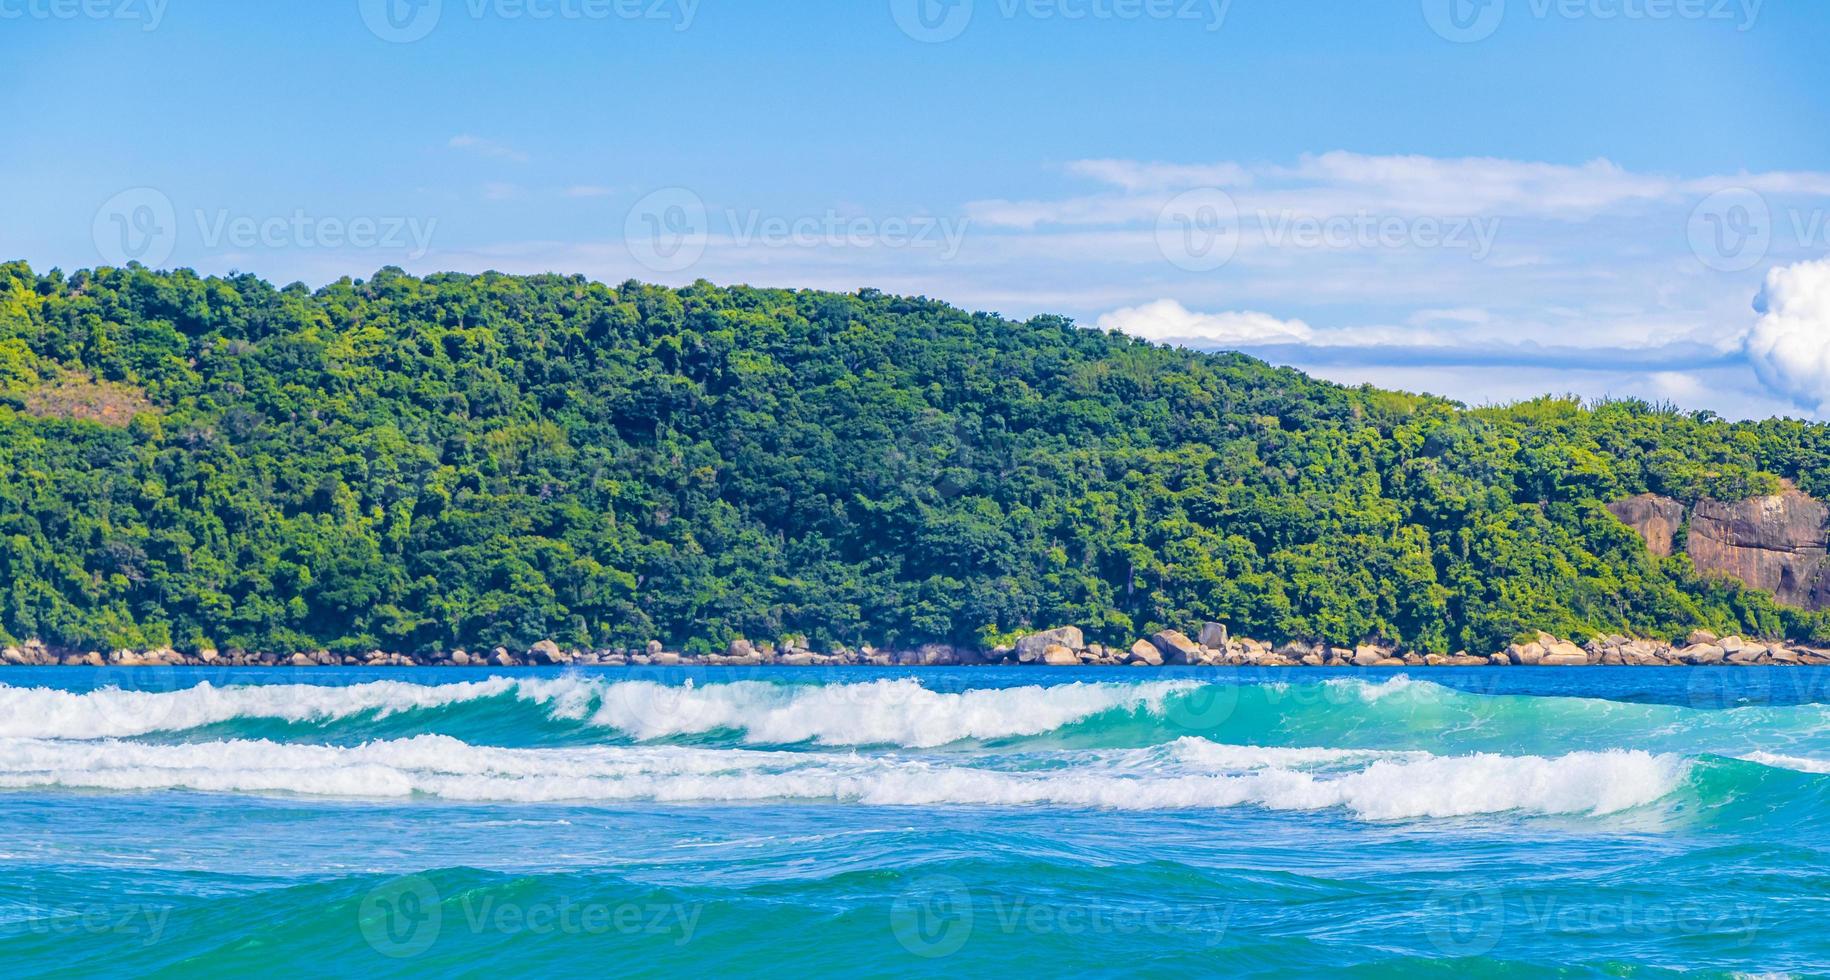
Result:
[2, 262, 1829, 656]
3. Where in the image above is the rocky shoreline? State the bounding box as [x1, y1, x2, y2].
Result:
[2, 625, 1827, 668]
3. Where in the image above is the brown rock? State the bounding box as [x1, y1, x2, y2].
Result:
[1608, 493, 1687, 557]
[1016, 627, 1084, 663]
[1688, 490, 1830, 609]
[1128, 640, 1164, 666]
[1541, 640, 1591, 666]
[1041, 644, 1081, 666]
[1150, 630, 1202, 665]
[1198, 622, 1229, 649]
[1681, 644, 1726, 665]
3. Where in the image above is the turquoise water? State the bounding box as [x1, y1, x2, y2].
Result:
[1, 667, 1828, 977]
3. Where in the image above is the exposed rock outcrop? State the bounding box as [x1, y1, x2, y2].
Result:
[1607, 493, 1686, 557]
[1688, 490, 1830, 610]
[1608, 489, 1830, 610]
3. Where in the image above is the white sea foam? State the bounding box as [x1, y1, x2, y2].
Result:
[1739, 751, 1830, 774]
[0, 678, 1197, 747]
[0, 735, 1688, 819]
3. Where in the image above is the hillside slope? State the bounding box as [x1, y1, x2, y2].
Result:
[3, 262, 1830, 656]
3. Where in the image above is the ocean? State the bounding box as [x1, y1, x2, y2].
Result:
[0, 666, 1824, 977]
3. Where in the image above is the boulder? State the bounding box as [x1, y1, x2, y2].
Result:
[728, 638, 755, 658]
[1540, 640, 1591, 666]
[1198, 622, 1229, 649]
[1016, 627, 1084, 663]
[1680, 644, 1726, 666]
[1127, 640, 1164, 666]
[1150, 630, 1202, 665]
[1508, 642, 1546, 666]
[491, 650, 516, 667]
[1688, 629, 1721, 647]
[1351, 646, 1386, 668]
[1041, 644, 1081, 666]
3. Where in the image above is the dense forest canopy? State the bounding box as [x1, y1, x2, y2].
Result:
[3, 261, 1829, 656]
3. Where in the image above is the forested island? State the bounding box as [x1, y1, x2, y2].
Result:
[4, 262, 1830, 665]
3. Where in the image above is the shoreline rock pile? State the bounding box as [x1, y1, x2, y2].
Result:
[4, 625, 1829, 669]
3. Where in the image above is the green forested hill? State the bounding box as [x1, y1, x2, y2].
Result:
[3, 262, 1829, 656]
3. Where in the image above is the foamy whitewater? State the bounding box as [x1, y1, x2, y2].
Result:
[2, 666, 1825, 977]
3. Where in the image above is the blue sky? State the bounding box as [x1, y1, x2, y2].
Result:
[4, 0, 1829, 417]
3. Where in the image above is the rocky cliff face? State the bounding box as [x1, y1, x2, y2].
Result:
[1608, 489, 1830, 610]
[1607, 493, 1687, 557]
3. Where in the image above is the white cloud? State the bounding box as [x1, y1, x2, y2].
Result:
[1746, 258, 1830, 416]
[1064, 159, 1253, 192]
[565, 185, 616, 198]
[1097, 299, 1313, 346]
[449, 134, 531, 163]
[972, 152, 1830, 231]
